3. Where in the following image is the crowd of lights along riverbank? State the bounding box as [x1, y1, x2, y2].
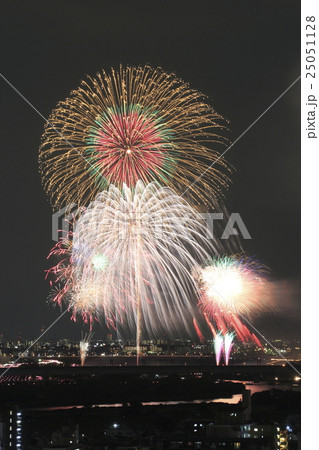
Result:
[40, 65, 270, 365]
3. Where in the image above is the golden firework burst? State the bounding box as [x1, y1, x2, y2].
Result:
[39, 65, 230, 210]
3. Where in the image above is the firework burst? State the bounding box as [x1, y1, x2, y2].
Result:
[39, 65, 230, 210]
[47, 181, 222, 345]
[194, 255, 268, 346]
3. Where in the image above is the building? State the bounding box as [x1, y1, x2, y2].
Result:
[0, 406, 23, 449]
[206, 423, 287, 450]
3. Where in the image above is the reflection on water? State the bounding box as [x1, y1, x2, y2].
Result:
[212, 380, 301, 404]
[30, 380, 299, 411]
[223, 380, 300, 395]
[212, 394, 242, 404]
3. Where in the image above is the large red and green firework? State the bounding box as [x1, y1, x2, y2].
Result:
[86, 104, 175, 187]
[39, 65, 230, 210]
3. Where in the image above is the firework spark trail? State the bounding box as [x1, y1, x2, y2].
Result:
[47, 181, 224, 350]
[79, 341, 89, 367]
[223, 332, 235, 366]
[203, 312, 217, 337]
[214, 333, 224, 366]
[39, 65, 230, 210]
[80, 332, 93, 366]
[193, 318, 205, 343]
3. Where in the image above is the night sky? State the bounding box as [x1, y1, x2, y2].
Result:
[1, 1, 300, 340]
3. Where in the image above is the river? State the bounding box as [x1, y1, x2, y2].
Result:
[26, 380, 299, 411]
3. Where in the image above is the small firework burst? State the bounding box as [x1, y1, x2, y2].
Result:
[194, 255, 268, 347]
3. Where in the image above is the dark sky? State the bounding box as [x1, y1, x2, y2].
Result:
[0, 1, 300, 341]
